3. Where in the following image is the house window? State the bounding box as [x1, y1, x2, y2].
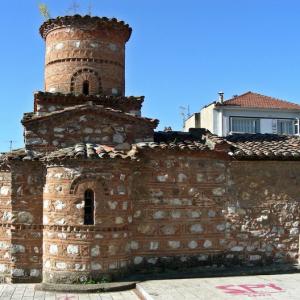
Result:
[84, 189, 94, 225]
[294, 120, 299, 135]
[82, 80, 90, 96]
[277, 119, 294, 135]
[231, 117, 260, 133]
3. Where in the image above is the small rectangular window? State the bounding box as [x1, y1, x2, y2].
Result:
[84, 189, 94, 225]
[277, 119, 294, 135]
[294, 120, 299, 135]
[231, 118, 260, 134]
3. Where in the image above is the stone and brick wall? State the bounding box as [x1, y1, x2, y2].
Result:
[1, 152, 300, 283]
[42, 161, 133, 283]
[225, 161, 300, 264]
[0, 226, 10, 282]
[23, 107, 156, 152]
[129, 155, 300, 270]
[0, 162, 44, 283]
[0, 171, 12, 225]
[130, 152, 229, 268]
[0, 170, 12, 281]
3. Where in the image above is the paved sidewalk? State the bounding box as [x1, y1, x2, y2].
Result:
[2, 273, 300, 299]
[0, 284, 140, 300]
[137, 273, 300, 300]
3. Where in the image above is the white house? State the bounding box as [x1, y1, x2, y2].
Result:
[184, 91, 300, 136]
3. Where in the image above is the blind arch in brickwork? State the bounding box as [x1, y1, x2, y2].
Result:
[70, 68, 103, 95]
[69, 174, 109, 195]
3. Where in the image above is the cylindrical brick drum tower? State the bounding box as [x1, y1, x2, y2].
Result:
[40, 15, 132, 96]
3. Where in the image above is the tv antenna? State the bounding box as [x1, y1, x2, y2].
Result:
[87, 1, 93, 16]
[6, 140, 16, 152]
[67, 0, 80, 14]
[179, 105, 190, 127]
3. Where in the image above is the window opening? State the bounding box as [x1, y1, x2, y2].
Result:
[277, 119, 294, 135]
[84, 189, 94, 225]
[231, 117, 260, 134]
[82, 80, 90, 95]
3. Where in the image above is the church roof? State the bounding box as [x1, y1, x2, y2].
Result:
[40, 15, 132, 41]
[33, 92, 144, 114]
[44, 144, 138, 161]
[216, 91, 300, 110]
[3, 131, 300, 163]
[22, 103, 158, 128]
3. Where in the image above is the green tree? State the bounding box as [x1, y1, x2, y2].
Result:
[38, 3, 51, 20]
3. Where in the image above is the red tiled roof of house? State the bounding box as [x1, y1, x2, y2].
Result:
[216, 91, 300, 110]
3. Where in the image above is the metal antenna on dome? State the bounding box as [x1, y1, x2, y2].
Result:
[5, 140, 16, 152]
[67, 0, 80, 15]
[87, 1, 93, 16]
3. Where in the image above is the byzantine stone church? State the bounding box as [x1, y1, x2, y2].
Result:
[0, 15, 300, 283]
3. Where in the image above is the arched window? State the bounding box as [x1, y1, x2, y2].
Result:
[84, 189, 94, 225]
[82, 80, 90, 96]
[70, 68, 102, 95]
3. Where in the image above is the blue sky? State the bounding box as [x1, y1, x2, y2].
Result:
[1, 0, 300, 152]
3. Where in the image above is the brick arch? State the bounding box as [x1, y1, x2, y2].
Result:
[69, 173, 109, 195]
[70, 68, 103, 95]
[0, 162, 11, 172]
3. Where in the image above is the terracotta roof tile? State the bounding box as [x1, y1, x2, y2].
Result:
[135, 141, 209, 151]
[44, 143, 138, 161]
[34, 91, 144, 113]
[217, 91, 300, 110]
[22, 103, 159, 128]
[3, 131, 300, 162]
[0, 149, 43, 162]
[226, 134, 300, 159]
[45, 140, 211, 162]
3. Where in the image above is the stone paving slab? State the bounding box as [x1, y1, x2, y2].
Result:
[0, 284, 140, 300]
[136, 273, 300, 300]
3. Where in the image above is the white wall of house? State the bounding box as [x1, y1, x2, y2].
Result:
[184, 104, 300, 136]
[184, 114, 195, 132]
[218, 107, 300, 136]
[198, 104, 215, 133]
[184, 113, 201, 132]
